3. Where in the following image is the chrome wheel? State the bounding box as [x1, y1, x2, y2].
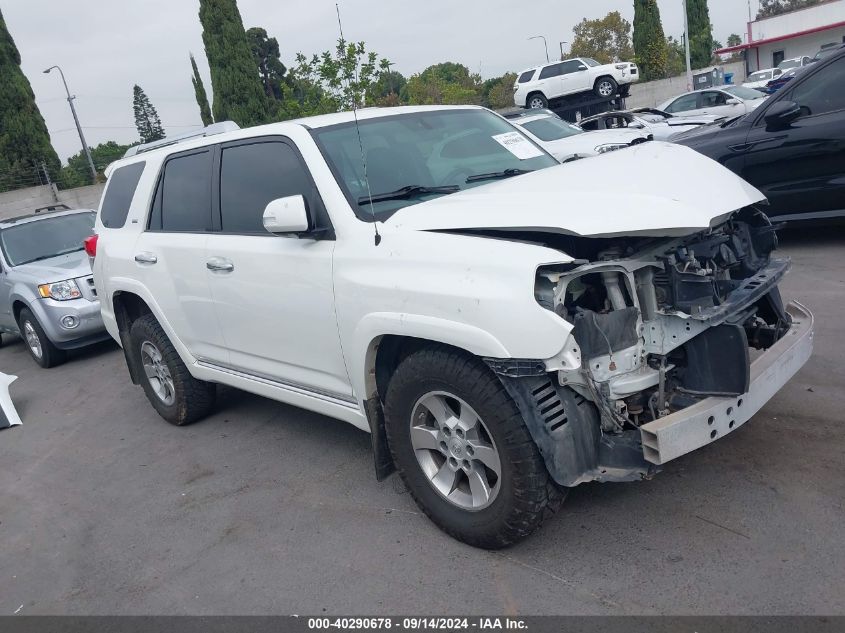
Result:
[597, 80, 615, 97]
[22, 320, 42, 360]
[140, 341, 175, 405]
[410, 391, 502, 511]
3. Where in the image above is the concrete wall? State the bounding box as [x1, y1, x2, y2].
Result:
[0, 183, 105, 221]
[625, 61, 747, 110]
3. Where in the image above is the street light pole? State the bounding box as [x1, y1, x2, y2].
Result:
[559, 41, 568, 60]
[43, 65, 97, 182]
[681, 0, 694, 91]
[528, 35, 550, 63]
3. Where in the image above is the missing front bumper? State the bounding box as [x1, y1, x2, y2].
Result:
[639, 301, 814, 465]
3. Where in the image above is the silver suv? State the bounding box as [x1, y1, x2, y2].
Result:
[0, 209, 108, 367]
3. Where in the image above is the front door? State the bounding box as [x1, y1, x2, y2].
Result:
[204, 138, 351, 399]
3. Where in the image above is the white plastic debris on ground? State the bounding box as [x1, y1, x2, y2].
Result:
[0, 373, 22, 429]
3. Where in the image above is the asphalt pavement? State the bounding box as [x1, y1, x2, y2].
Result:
[0, 226, 843, 615]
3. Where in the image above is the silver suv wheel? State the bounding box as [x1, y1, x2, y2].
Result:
[22, 320, 43, 360]
[597, 79, 615, 97]
[528, 96, 546, 109]
[410, 391, 502, 511]
[140, 341, 175, 405]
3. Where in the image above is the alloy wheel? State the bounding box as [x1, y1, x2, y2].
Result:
[23, 321, 42, 360]
[140, 340, 175, 405]
[598, 81, 614, 97]
[409, 391, 502, 511]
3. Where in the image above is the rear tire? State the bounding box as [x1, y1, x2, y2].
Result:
[526, 93, 548, 109]
[383, 346, 563, 548]
[594, 76, 618, 98]
[17, 308, 66, 368]
[129, 314, 216, 426]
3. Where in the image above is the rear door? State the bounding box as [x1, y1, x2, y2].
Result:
[204, 137, 352, 399]
[133, 148, 228, 362]
[741, 54, 845, 220]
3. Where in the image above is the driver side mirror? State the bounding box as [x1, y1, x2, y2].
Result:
[577, 65, 588, 71]
[764, 100, 802, 129]
[726, 98, 742, 105]
[263, 195, 310, 235]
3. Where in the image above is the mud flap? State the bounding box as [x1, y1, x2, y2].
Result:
[0, 373, 23, 430]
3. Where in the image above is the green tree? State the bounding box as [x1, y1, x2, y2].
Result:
[727, 33, 742, 47]
[246, 27, 287, 100]
[481, 73, 517, 109]
[633, 0, 668, 81]
[190, 53, 213, 126]
[58, 141, 136, 188]
[757, 0, 823, 18]
[665, 36, 687, 77]
[132, 85, 165, 143]
[570, 11, 634, 64]
[0, 8, 60, 192]
[367, 69, 407, 105]
[199, 0, 268, 126]
[405, 62, 482, 106]
[686, 0, 714, 69]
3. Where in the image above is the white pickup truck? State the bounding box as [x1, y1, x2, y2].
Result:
[91, 106, 813, 548]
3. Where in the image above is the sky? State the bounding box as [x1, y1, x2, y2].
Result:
[3, 0, 756, 164]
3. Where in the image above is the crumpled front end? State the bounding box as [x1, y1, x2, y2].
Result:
[498, 208, 814, 487]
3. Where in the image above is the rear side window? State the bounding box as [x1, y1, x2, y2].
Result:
[149, 150, 212, 232]
[538, 64, 563, 79]
[518, 70, 535, 83]
[219, 141, 313, 233]
[100, 162, 144, 228]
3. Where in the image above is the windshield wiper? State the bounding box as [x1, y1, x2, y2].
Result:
[357, 184, 459, 206]
[465, 168, 533, 183]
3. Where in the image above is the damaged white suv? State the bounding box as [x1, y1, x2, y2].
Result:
[92, 106, 813, 548]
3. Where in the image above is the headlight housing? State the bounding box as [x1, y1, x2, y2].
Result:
[38, 279, 82, 301]
[615, 63, 628, 70]
[595, 143, 628, 154]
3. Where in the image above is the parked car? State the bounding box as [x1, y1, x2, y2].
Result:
[672, 48, 845, 222]
[743, 67, 783, 91]
[0, 209, 108, 367]
[763, 65, 810, 94]
[658, 85, 768, 118]
[513, 57, 639, 109]
[92, 105, 812, 548]
[811, 43, 842, 62]
[777, 56, 812, 71]
[578, 107, 724, 141]
[503, 109, 651, 161]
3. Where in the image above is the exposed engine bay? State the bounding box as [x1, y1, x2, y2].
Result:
[536, 207, 789, 431]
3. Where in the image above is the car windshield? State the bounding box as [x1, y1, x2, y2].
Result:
[747, 71, 771, 82]
[582, 58, 601, 67]
[517, 115, 583, 141]
[311, 109, 558, 220]
[723, 85, 766, 100]
[0, 212, 95, 266]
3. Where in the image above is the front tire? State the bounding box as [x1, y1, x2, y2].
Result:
[594, 76, 618, 98]
[526, 92, 548, 109]
[383, 346, 563, 548]
[129, 314, 216, 425]
[17, 308, 66, 368]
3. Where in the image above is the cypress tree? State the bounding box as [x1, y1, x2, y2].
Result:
[686, 0, 714, 69]
[190, 53, 214, 126]
[199, 0, 268, 126]
[633, 0, 668, 81]
[132, 85, 166, 143]
[0, 8, 60, 192]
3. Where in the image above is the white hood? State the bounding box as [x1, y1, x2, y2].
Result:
[385, 142, 765, 238]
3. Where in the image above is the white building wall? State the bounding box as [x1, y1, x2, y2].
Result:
[751, 0, 845, 40]
[752, 27, 845, 71]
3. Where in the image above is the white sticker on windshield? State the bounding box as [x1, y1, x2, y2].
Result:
[491, 132, 544, 160]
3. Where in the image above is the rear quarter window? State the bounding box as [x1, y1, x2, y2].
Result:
[518, 70, 535, 83]
[100, 162, 145, 228]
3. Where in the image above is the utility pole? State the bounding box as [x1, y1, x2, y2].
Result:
[43, 65, 97, 183]
[529, 35, 550, 63]
[559, 41, 568, 60]
[682, 0, 694, 91]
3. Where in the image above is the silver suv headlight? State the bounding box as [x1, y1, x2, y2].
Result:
[38, 279, 82, 301]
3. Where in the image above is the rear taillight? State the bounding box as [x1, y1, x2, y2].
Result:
[83, 234, 98, 258]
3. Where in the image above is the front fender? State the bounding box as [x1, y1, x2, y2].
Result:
[351, 312, 511, 401]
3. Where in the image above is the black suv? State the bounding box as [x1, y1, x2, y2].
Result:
[673, 46, 845, 222]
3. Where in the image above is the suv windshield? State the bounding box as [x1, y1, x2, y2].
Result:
[724, 85, 767, 100]
[517, 115, 583, 141]
[311, 109, 557, 220]
[582, 58, 601, 67]
[0, 212, 95, 266]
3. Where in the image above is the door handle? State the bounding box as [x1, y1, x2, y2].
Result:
[134, 252, 157, 264]
[206, 257, 234, 273]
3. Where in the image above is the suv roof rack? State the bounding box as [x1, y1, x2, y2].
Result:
[123, 121, 241, 157]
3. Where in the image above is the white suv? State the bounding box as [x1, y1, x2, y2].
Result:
[514, 57, 639, 109]
[92, 106, 813, 548]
